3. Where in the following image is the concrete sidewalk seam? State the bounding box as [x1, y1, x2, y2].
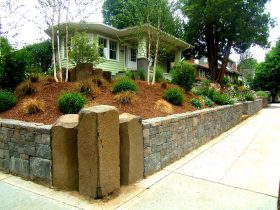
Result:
[173, 171, 278, 199]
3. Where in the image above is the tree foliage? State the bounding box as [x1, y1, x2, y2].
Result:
[102, 0, 184, 38]
[180, 0, 273, 83]
[239, 51, 258, 86]
[70, 32, 102, 65]
[252, 40, 280, 101]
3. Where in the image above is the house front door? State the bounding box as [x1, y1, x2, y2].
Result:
[126, 47, 137, 70]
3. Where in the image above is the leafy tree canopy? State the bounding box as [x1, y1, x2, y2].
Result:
[102, 0, 184, 38]
[239, 51, 258, 86]
[252, 39, 280, 101]
[180, 0, 273, 83]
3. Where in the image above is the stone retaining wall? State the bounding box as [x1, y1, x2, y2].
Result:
[142, 100, 264, 177]
[0, 119, 52, 185]
[243, 99, 263, 115]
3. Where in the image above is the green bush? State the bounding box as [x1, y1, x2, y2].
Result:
[137, 68, 146, 81]
[125, 70, 135, 80]
[203, 96, 214, 107]
[221, 76, 230, 88]
[212, 91, 234, 105]
[112, 78, 137, 94]
[155, 67, 164, 83]
[58, 92, 87, 114]
[191, 98, 202, 109]
[0, 90, 17, 112]
[244, 91, 256, 101]
[256, 91, 269, 98]
[163, 87, 184, 105]
[171, 62, 195, 91]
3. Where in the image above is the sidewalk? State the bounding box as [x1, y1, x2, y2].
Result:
[0, 104, 279, 210]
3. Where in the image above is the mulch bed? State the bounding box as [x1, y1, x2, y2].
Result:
[0, 79, 205, 125]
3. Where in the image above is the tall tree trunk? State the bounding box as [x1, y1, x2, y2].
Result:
[147, 24, 151, 85]
[205, 25, 217, 82]
[65, 0, 70, 82]
[152, 18, 160, 85]
[57, 29, 63, 82]
[51, 25, 58, 82]
[217, 40, 233, 84]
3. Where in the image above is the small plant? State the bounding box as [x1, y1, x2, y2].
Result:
[0, 90, 17, 112]
[137, 68, 146, 81]
[221, 76, 230, 88]
[58, 92, 87, 114]
[244, 91, 256, 101]
[191, 98, 202, 109]
[112, 77, 137, 94]
[256, 91, 269, 98]
[212, 91, 234, 105]
[29, 74, 40, 83]
[203, 96, 214, 107]
[114, 91, 135, 105]
[74, 80, 100, 96]
[171, 62, 196, 91]
[155, 67, 164, 83]
[15, 80, 37, 98]
[22, 99, 45, 114]
[125, 70, 135, 80]
[163, 87, 184, 106]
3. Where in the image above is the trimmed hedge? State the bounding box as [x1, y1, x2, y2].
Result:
[112, 78, 137, 94]
[58, 92, 87, 114]
[0, 90, 17, 112]
[164, 87, 184, 105]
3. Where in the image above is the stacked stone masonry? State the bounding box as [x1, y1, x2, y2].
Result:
[142, 100, 263, 176]
[0, 119, 52, 184]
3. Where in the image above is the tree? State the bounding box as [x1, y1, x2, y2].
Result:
[181, 0, 273, 83]
[239, 51, 258, 86]
[252, 40, 280, 102]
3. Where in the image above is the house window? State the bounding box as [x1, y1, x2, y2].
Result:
[109, 40, 117, 60]
[130, 49, 136, 62]
[98, 37, 107, 58]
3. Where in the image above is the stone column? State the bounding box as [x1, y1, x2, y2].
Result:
[51, 114, 79, 191]
[78, 105, 120, 198]
[119, 113, 144, 185]
[137, 36, 148, 71]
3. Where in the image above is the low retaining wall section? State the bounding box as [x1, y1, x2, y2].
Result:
[0, 99, 265, 191]
[142, 99, 263, 176]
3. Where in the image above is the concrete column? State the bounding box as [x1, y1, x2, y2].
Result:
[51, 114, 79, 191]
[119, 113, 144, 185]
[137, 36, 148, 71]
[175, 50, 182, 65]
[78, 105, 120, 198]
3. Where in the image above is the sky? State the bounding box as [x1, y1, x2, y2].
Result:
[1, 0, 280, 63]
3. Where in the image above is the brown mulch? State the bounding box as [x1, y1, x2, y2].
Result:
[0, 79, 206, 125]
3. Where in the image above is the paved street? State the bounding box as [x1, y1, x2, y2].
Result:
[0, 104, 279, 210]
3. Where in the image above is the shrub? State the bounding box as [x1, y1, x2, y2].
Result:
[29, 74, 40, 83]
[58, 92, 87, 114]
[114, 91, 135, 105]
[112, 78, 137, 94]
[0, 90, 17, 112]
[92, 76, 107, 87]
[73, 80, 100, 96]
[203, 96, 214, 107]
[15, 80, 37, 98]
[137, 68, 146, 81]
[22, 99, 45, 114]
[256, 91, 269, 98]
[191, 98, 202, 109]
[154, 99, 173, 114]
[221, 76, 230, 88]
[163, 87, 184, 106]
[125, 70, 135, 80]
[171, 62, 195, 91]
[212, 91, 234, 105]
[155, 67, 164, 83]
[244, 91, 256, 101]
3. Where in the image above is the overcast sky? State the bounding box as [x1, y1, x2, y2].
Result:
[1, 0, 280, 63]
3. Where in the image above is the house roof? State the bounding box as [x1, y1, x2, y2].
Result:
[45, 22, 193, 50]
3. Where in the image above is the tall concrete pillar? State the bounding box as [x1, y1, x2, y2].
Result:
[119, 113, 144, 185]
[52, 114, 79, 191]
[175, 50, 182, 65]
[78, 105, 120, 198]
